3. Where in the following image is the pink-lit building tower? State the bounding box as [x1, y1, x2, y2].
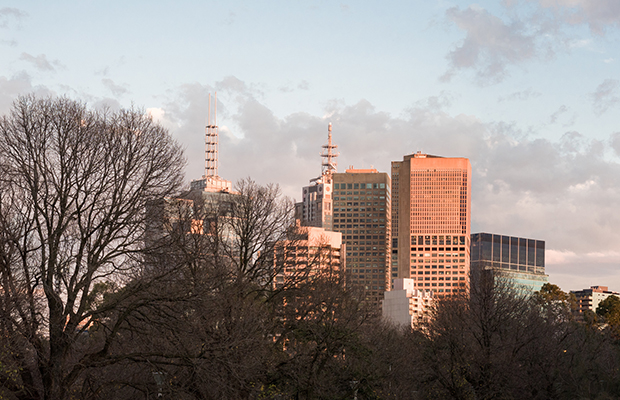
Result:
[391, 152, 471, 297]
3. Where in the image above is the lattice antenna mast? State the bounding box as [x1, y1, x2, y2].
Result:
[321, 123, 339, 176]
[205, 92, 218, 178]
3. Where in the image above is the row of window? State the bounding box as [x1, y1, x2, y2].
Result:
[334, 192, 387, 198]
[334, 196, 387, 202]
[415, 282, 466, 288]
[411, 235, 466, 245]
[334, 183, 386, 189]
[413, 276, 465, 281]
[414, 270, 465, 275]
[335, 224, 386, 229]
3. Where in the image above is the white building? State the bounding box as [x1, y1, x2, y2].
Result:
[382, 278, 434, 327]
[572, 286, 620, 313]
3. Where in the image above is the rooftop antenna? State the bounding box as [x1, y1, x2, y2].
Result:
[321, 123, 339, 176]
[205, 92, 218, 178]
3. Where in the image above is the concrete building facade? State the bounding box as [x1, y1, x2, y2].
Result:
[299, 178, 333, 231]
[273, 225, 344, 290]
[382, 278, 434, 327]
[572, 286, 620, 314]
[332, 168, 391, 307]
[470, 232, 548, 293]
[391, 152, 471, 297]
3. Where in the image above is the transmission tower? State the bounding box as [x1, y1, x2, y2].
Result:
[321, 123, 339, 177]
[205, 92, 218, 178]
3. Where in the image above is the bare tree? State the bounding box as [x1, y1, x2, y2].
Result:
[0, 95, 185, 400]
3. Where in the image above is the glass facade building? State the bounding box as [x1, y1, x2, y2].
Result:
[470, 233, 548, 293]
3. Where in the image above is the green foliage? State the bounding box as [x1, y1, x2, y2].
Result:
[596, 295, 620, 318]
[597, 295, 620, 338]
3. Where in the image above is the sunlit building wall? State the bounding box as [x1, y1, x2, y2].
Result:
[391, 152, 471, 297]
[331, 168, 391, 308]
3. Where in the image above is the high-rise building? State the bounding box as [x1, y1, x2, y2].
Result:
[391, 152, 471, 296]
[332, 168, 391, 307]
[297, 125, 390, 308]
[470, 233, 548, 293]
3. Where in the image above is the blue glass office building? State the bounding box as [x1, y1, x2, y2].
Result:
[470, 233, 548, 293]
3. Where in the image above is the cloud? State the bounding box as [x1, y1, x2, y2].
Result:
[96, 66, 110, 76]
[444, 1, 620, 84]
[297, 80, 309, 90]
[279, 80, 310, 93]
[534, 0, 620, 34]
[101, 78, 129, 97]
[0, 7, 27, 28]
[1, 73, 616, 294]
[19, 53, 63, 72]
[591, 78, 619, 115]
[548, 104, 567, 124]
[0, 72, 56, 116]
[498, 88, 542, 102]
[442, 5, 540, 84]
[546, 249, 620, 292]
[608, 132, 620, 157]
[147, 76, 620, 292]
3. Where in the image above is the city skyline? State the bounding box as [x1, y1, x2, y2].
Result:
[1, 1, 620, 292]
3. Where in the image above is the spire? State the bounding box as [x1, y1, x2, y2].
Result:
[321, 123, 338, 176]
[205, 92, 218, 178]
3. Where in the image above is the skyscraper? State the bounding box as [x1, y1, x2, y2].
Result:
[391, 152, 471, 296]
[297, 125, 391, 308]
[332, 168, 391, 307]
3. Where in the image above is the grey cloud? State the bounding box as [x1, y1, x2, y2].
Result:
[19, 53, 62, 72]
[278, 86, 294, 93]
[297, 80, 309, 90]
[215, 76, 251, 95]
[535, 0, 620, 34]
[591, 78, 619, 115]
[96, 66, 110, 76]
[91, 97, 123, 112]
[0, 72, 54, 115]
[498, 88, 542, 102]
[160, 77, 620, 290]
[279, 80, 310, 93]
[443, 6, 539, 84]
[549, 104, 567, 123]
[609, 132, 620, 156]
[0, 7, 27, 28]
[547, 259, 620, 292]
[101, 78, 129, 97]
[412, 91, 453, 112]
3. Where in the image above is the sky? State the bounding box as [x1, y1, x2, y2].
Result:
[1, 0, 620, 293]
